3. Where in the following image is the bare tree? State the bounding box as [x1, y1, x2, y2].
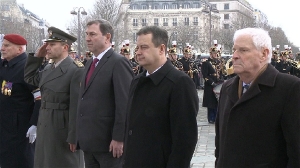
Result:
[67, 0, 122, 54]
[0, 14, 45, 52]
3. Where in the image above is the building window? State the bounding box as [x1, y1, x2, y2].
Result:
[132, 5, 137, 10]
[172, 4, 178, 9]
[193, 3, 200, 8]
[153, 4, 159, 9]
[142, 5, 148, 10]
[154, 18, 159, 26]
[184, 17, 189, 26]
[24, 18, 30, 24]
[212, 4, 217, 9]
[163, 4, 169, 9]
[39, 21, 45, 26]
[142, 18, 147, 26]
[224, 14, 229, 20]
[133, 33, 137, 43]
[193, 17, 198, 25]
[224, 24, 229, 29]
[163, 18, 168, 26]
[224, 3, 229, 10]
[2, 5, 10, 11]
[133, 18, 138, 26]
[183, 3, 190, 9]
[193, 31, 198, 41]
[173, 18, 177, 26]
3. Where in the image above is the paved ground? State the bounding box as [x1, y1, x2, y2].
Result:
[190, 90, 216, 168]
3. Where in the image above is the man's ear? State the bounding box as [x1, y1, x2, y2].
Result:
[160, 44, 166, 54]
[262, 48, 269, 60]
[106, 33, 111, 43]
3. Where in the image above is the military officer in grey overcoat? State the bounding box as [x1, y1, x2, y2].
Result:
[24, 27, 84, 168]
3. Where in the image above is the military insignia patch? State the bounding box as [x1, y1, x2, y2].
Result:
[1, 80, 13, 96]
[74, 61, 84, 68]
[48, 30, 52, 38]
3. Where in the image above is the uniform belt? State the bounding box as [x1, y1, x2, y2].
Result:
[41, 101, 68, 110]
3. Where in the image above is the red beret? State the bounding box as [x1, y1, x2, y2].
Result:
[4, 34, 27, 45]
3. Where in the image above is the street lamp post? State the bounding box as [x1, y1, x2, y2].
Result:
[71, 7, 87, 57]
[202, 1, 219, 49]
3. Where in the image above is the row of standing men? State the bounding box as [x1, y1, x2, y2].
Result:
[0, 21, 199, 168]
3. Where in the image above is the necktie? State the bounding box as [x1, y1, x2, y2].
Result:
[243, 84, 250, 94]
[86, 58, 99, 85]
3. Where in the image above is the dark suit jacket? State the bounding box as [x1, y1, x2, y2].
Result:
[123, 60, 199, 168]
[77, 48, 134, 152]
[215, 64, 300, 167]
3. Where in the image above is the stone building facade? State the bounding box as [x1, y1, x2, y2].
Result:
[119, 0, 221, 54]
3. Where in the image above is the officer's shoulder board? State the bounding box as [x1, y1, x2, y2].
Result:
[74, 60, 84, 68]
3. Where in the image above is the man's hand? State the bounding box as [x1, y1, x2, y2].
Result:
[109, 140, 123, 158]
[69, 143, 77, 153]
[212, 82, 218, 87]
[34, 43, 48, 58]
[26, 125, 37, 143]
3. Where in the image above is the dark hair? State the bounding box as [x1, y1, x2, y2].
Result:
[136, 26, 168, 51]
[86, 19, 114, 43]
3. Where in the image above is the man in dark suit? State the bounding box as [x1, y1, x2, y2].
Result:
[216, 28, 300, 167]
[24, 27, 84, 168]
[76, 19, 134, 167]
[123, 26, 198, 167]
[0, 34, 39, 168]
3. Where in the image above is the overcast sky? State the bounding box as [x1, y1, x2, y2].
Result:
[16, 0, 300, 47]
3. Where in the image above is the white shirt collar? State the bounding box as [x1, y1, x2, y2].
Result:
[146, 65, 163, 76]
[92, 47, 111, 66]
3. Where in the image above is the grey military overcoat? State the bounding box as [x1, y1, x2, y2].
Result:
[24, 55, 84, 168]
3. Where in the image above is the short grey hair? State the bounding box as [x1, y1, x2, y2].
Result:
[233, 28, 272, 63]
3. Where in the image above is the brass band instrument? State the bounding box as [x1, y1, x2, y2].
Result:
[225, 58, 234, 76]
[187, 61, 198, 78]
[173, 61, 184, 71]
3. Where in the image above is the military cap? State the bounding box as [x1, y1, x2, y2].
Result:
[86, 51, 93, 57]
[209, 46, 218, 53]
[272, 50, 279, 55]
[45, 27, 77, 46]
[281, 51, 289, 57]
[183, 47, 191, 54]
[123, 47, 130, 54]
[69, 47, 77, 53]
[169, 47, 177, 54]
[4, 34, 27, 45]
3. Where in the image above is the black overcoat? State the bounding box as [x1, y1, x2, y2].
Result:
[0, 53, 38, 168]
[215, 64, 300, 167]
[123, 60, 199, 167]
[201, 59, 219, 108]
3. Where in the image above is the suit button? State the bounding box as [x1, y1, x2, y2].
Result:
[81, 98, 83, 100]
[80, 114, 83, 117]
[129, 130, 132, 135]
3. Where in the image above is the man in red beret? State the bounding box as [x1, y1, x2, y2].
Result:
[0, 34, 40, 168]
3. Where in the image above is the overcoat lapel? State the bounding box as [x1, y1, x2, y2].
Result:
[225, 64, 277, 109]
[40, 56, 72, 87]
